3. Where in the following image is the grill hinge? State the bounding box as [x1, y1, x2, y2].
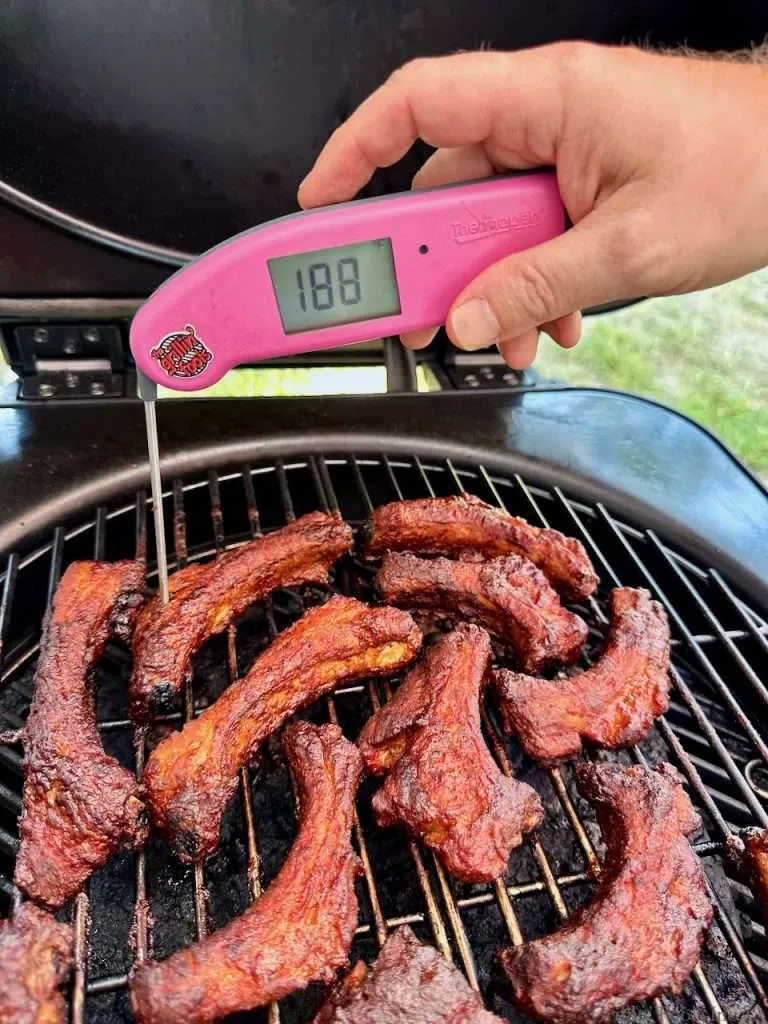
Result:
[2, 322, 127, 399]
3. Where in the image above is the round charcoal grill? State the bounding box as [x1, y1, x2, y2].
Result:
[1, 450, 768, 1024]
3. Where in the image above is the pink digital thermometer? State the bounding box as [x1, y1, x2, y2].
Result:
[130, 171, 566, 392]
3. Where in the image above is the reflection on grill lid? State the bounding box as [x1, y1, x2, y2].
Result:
[1, 452, 767, 1023]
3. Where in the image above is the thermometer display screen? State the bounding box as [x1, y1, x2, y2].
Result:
[268, 238, 401, 334]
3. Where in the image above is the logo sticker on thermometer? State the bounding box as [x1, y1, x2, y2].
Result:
[150, 325, 213, 379]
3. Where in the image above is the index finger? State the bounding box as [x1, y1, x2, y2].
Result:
[297, 47, 563, 208]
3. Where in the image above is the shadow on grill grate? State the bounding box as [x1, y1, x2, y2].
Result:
[1, 452, 768, 1023]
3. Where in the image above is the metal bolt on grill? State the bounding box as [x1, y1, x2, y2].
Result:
[1, 451, 767, 1023]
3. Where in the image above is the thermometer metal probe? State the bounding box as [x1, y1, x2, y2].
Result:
[131, 171, 567, 595]
[137, 372, 170, 603]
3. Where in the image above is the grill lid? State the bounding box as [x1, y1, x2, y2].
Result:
[1, 451, 767, 1023]
[1, 1, 765, 265]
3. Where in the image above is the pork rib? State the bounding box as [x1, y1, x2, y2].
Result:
[500, 762, 712, 1024]
[129, 511, 353, 720]
[144, 595, 421, 862]
[313, 925, 505, 1023]
[15, 560, 147, 908]
[496, 587, 670, 762]
[0, 902, 74, 1024]
[377, 551, 587, 673]
[359, 625, 543, 881]
[131, 721, 363, 1024]
[362, 493, 598, 601]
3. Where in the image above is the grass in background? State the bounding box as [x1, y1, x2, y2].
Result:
[157, 363, 440, 398]
[160, 365, 388, 399]
[535, 268, 768, 479]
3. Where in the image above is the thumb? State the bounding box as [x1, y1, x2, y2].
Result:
[446, 210, 638, 350]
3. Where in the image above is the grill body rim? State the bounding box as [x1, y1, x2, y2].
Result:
[1, 388, 765, 610]
[2, 427, 766, 613]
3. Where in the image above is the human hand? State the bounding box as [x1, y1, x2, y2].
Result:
[298, 44, 768, 368]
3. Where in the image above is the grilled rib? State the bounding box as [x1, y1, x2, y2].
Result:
[359, 625, 543, 882]
[14, 560, 147, 909]
[377, 552, 587, 673]
[500, 762, 712, 1024]
[0, 903, 74, 1024]
[312, 925, 505, 1023]
[129, 511, 354, 720]
[362, 493, 598, 601]
[131, 721, 363, 1024]
[725, 827, 768, 920]
[144, 595, 421, 862]
[495, 587, 671, 762]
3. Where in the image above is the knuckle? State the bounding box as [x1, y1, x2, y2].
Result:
[389, 57, 430, 88]
[551, 40, 600, 78]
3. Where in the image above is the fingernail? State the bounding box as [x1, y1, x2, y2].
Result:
[401, 328, 438, 350]
[450, 299, 501, 350]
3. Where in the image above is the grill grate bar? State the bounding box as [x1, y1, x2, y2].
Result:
[542, 480, 768, 1007]
[71, 892, 89, 1024]
[87, 973, 128, 996]
[45, 527, 66, 611]
[171, 479, 209, 943]
[596, 503, 768, 827]
[371, 676, 454, 960]
[709, 888, 768, 1014]
[551, 483, 757, 833]
[486, 706, 568, 932]
[668, 699, 760, 754]
[0, 745, 22, 781]
[659, 721, 733, 832]
[68, 510, 112, 1022]
[0, 643, 40, 688]
[466, 466, 680, 1022]
[0, 780, 21, 815]
[0, 553, 20, 673]
[211, 467, 280, 1024]
[93, 681, 373, 731]
[282, 457, 390, 951]
[0, 824, 18, 856]
[0, 551, 22, 883]
[710, 570, 768, 657]
[551, 484, 622, 586]
[345, 454, 470, 964]
[647, 532, 768, 714]
[132, 489, 150, 968]
[691, 963, 729, 1024]
[460, 463, 731, 1024]
[326, 454, 482, 983]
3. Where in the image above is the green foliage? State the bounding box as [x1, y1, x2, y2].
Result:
[535, 269, 768, 478]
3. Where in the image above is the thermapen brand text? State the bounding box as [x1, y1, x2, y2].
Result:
[451, 208, 545, 243]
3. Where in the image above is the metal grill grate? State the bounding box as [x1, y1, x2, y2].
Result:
[1, 451, 768, 1023]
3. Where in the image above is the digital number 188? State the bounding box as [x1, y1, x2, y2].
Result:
[296, 258, 361, 312]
